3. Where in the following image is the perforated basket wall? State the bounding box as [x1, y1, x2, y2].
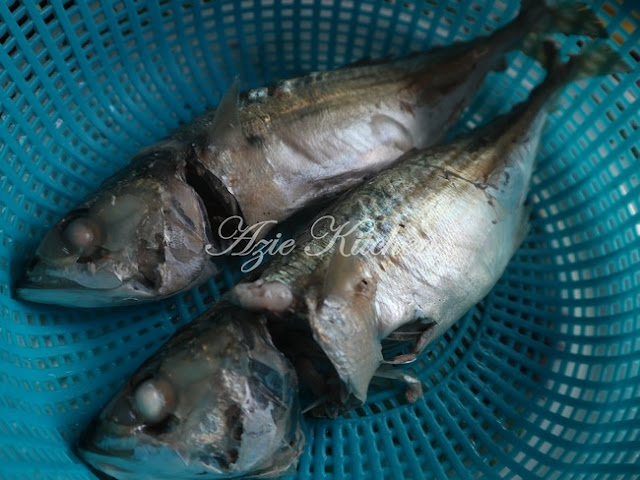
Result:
[1, 1, 639, 479]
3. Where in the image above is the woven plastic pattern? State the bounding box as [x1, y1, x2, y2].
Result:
[0, 1, 638, 479]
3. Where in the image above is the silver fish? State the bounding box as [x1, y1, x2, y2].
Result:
[16, 1, 606, 307]
[77, 301, 303, 479]
[76, 42, 629, 480]
[231, 43, 630, 408]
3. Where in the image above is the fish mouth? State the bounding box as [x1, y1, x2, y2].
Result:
[77, 450, 212, 480]
[77, 447, 133, 480]
[76, 426, 137, 480]
[77, 448, 156, 480]
[77, 432, 222, 480]
[77, 426, 179, 480]
[14, 275, 154, 308]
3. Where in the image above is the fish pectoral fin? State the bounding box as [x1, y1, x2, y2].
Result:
[207, 78, 243, 147]
[309, 300, 382, 403]
[373, 364, 423, 403]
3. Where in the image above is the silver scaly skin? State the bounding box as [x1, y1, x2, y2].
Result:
[76, 42, 629, 480]
[16, 1, 606, 306]
[77, 301, 304, 479]
[231, 43, 630, 408]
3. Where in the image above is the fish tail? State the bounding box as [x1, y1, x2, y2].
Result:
[533, 40, 631, 110]
[520, 1, 608, 38]
[547, 41, 631, 87]
[516, 1, 608, 63]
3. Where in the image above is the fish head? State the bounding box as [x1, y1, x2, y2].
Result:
[17, 149, 216, 307]
[78, 303, 304, 479]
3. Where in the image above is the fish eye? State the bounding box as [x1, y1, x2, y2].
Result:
[62, 216, 102, 255]
[133, 378, 175, 424]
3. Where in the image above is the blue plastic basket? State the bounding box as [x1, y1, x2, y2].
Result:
[1, 1, 639, 479]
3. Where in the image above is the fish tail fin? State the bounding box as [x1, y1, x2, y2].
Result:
[548, 41, 631, 86]
[520, 1, 608, 38]
[517, 1, 608, 64]
[537, 40, 631, 110]
[539, 40, 561, 73]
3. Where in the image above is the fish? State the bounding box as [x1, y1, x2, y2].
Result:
[230, 42, 631, 410]
[76, 41, 629, 480]
[77, 301, 304, 479]
[15, 1, 607, 307]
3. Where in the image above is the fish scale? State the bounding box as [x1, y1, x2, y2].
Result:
[77, 30, 630, 480]
[232, 42, 631, 409]
[17, 1, 608, 307]
[259, 147, 481, 289]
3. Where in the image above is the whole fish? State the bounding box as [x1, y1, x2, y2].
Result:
[231, 43, 631, 408]
[78, 43, 630, 480]
[16, 1, 606, 307]
[77, 301, 304, 479]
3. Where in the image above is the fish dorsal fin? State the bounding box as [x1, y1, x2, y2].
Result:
[207, 78, 242, 147]
[341, 54, 394, 69]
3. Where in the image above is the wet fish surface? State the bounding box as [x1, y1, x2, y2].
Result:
[77, 301, 304, 479]
[79, 40, 630, 480]
[231, 43, 631, 410]
[76, 38, 629, 480]
[16, 1, 606, 307]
